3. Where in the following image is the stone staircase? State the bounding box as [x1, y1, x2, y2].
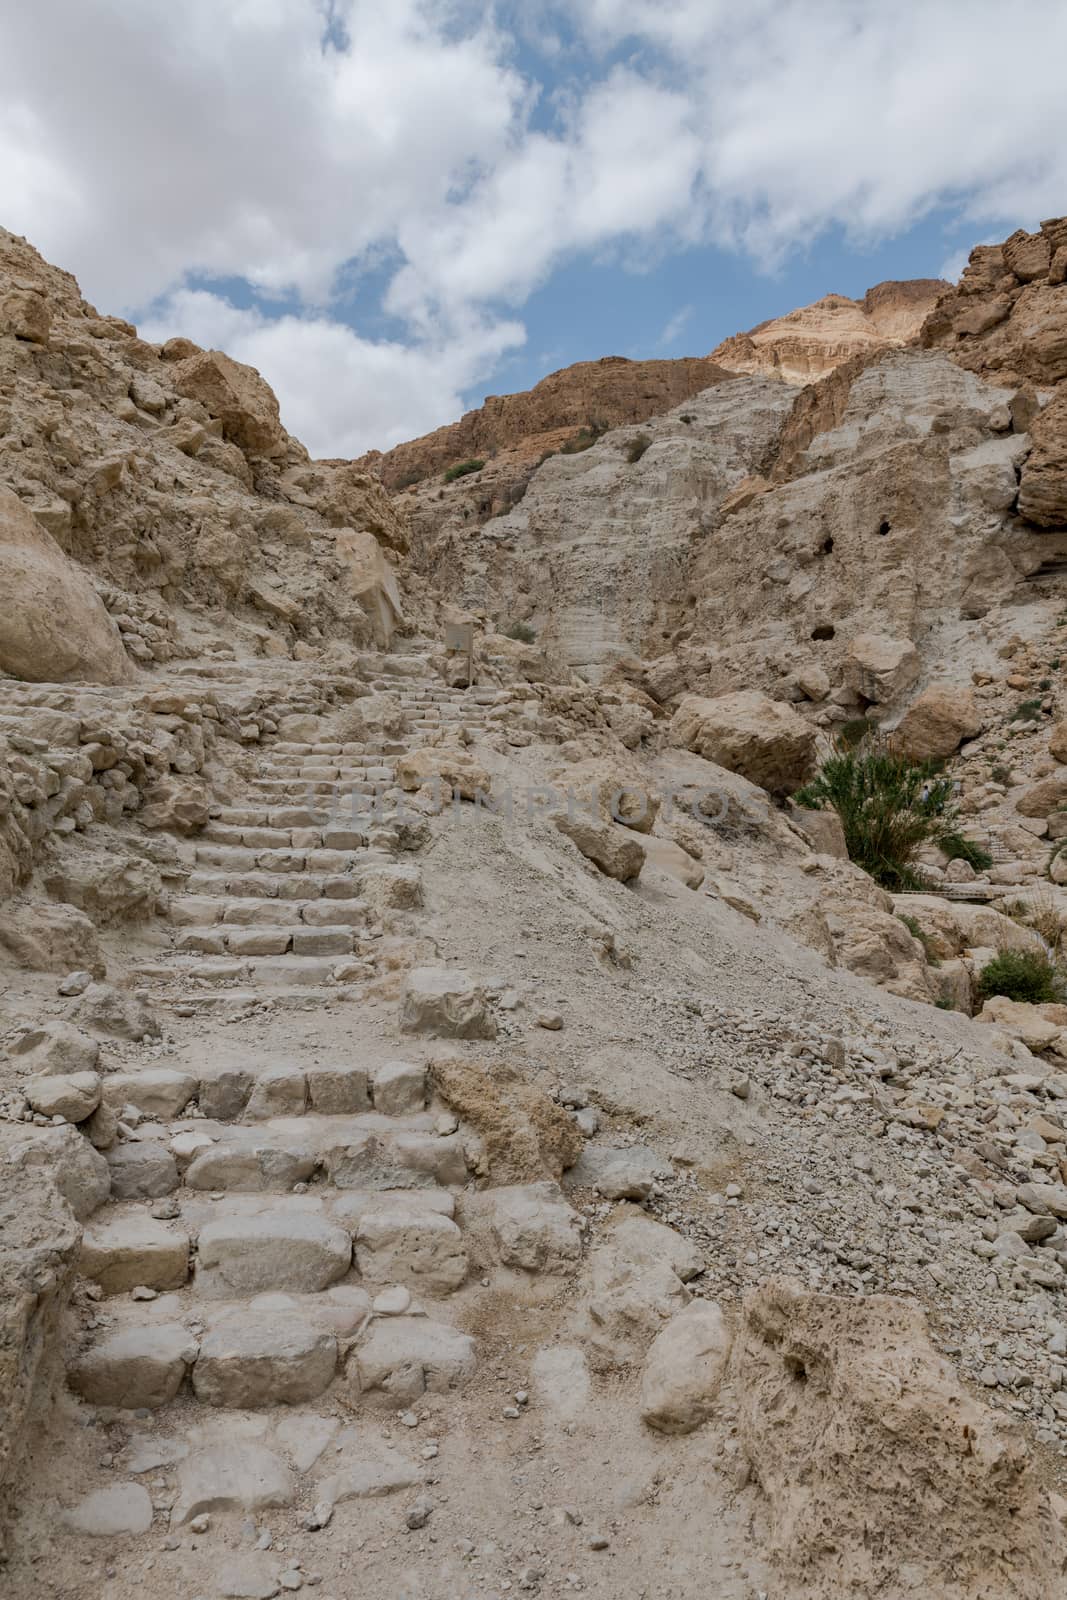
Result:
[68, 1054, 484, 1429]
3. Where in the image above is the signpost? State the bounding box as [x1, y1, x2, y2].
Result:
[444, 621, 475, 687]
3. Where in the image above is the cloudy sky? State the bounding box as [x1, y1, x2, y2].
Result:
[1, 1, 1064, 457]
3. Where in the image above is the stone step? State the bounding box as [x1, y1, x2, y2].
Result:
[184, 870, 363, 899]
[169, 894, 368, 927]
[134, 954, 347, 986]
[195, 840, 368, 868]
[175, 925, 359, 957]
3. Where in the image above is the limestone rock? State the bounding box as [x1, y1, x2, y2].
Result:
[350, 1316, 476, 1406]
[429, 1056, 583, 1183]
[567, 1143, 672, 1201]
[306, 1061, 371, 1115]
[892, 683, 983, 761]
[195, 1214, 352, 1297]
[370, 1059, 426, 1116]
[174, 1443, 295, 1523]
[79, 1213, 190, 1295]
[101, 1068, 197, 1119]
[8, 1021, 100, 1076]
[400, 966, 497, 1040]
[24, 1070, 100, 1122]
[137, 775, 210, 833]
[551, 755, 661, 834]
[64, 982, 161, 1038]
[0, 902, 105, 977]
[1049, 721, 1067, 764]
[977, 996, 1063, 1053]
[192, 1313, 338, 1407]
[106, 1141, 178, 1199]
[334, 527, 403, 648]
[69, 1323, 197, 1408]
[1019, 390, 1067, 528]
[2, 284, 50, 344]
[639, 1300, 732, 1434]
[670, 692, 816, 796]
[46, 856, 163, 926]
[173, 349, 287, 460]
[553, 813, 646, 882]
[354, 1207, 468, 1292]
[842, 632, 919, 704]
[0, 486, 132, 684]
[64, 1482, 153, 1537]
[396, 746, 491, 801]
[481, 1181, 585, 1273]
[1017, 773, 1067, 818]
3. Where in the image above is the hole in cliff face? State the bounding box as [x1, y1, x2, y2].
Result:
[811, 624, 835, 640]
[878, 519, 891, 536]
[821, 536, 834, 555]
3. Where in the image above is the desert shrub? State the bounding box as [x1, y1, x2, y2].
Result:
[990, 764, 1011, 785]
[1011, 697, 1044, 721]
[395, 470, 423, 490]
[940, 832, 993, 872]
[976, 948, 1066, 1006]
[795, 737, 957, 891]
[625, 433, 651, 464]
[443, 458, 485, 483]
[504, 621, 536, 644]
[679, 413, 695, 424]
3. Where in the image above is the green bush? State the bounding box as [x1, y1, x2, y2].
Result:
[976, 949, 1066, 1006]
[838, 715, 879, 750]
[625, 433, 651, 464]
[898, 913, 941, 966]
[940, 832, 993, 872]
[1011, 697, 1044, 721]
[443, 458, 485, 483]
[504, 621, 536, 644]
[794, 738, 957, 891]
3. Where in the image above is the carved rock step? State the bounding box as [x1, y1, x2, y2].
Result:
[170, 895, 368, 928]
[175, 926, 358, 958]
[132, 955, 348, 987]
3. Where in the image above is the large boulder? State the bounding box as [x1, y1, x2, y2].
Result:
[549, 755, 660, 833]
[1018, 390, 1067, 528]
[172, 349, 287, 460]
[280, 463, 408, 553]
[396, 747, 491, 801]
[670, 692, 816, 796]
[0, 902, 105, 976]
[0, 487, 132, 684]
[553, 813, 646, 882]
[842, 633, 919, 704]
[892, 683, 984, 761]
[639, 1300, 732, 1435]
[334, 527, 403, 648]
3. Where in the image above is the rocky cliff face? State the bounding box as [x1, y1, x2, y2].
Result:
[709, 278, 946, 385]
[356, 354, 736, 490]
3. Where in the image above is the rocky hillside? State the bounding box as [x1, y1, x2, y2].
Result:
[356, 354, 736, 490]
[709, 276, 946, 383]
[5, 216, 1067, 1600]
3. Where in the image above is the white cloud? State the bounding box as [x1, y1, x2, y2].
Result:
[658, 305, 694, 348]
[1, 0, 1065, 452]
[139, 289, 525, 458]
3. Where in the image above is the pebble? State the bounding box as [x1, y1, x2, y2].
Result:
[405, 1496, 433, 1530]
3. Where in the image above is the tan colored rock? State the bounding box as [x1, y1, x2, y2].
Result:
[639, 1300, 732, 1435]
[334, 527, 403, 648]
[395, 747, 491, 801]
[671, 691, 816, 796]
[977, 995, 1063, 1053]
[892, 683, 983, 761]
[69, 1323, 197, 1409]
[429, 1056, 582, 1184]
[400, 967, 497, 1040]
[281, 462, 408, 552]
[842, 632, 919, 704]
[1016, 773, 1067, 818]
[137, 776, 210, 833]
[0, 902, 104, 976]
[24, 1071, 101, 1123]
[0, 487, 132, 684]
[1049, 721, 1067, 763]
[79, 1213, 190, 1295]
[712, 279, 945, 385]
[172, 349, 287, 460]
[732, 1277, 1064, 1600]
[1, 285, 50, 344]
[550, 756, 660, 834]
[8, 1022, 100, 1076]
[1018, 389, 1067, 528]
[553, 812, 646, 882]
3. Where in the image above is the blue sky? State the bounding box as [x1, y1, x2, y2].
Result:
[1, 2, 1063, 455]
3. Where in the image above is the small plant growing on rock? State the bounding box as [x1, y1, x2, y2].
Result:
[443, 458, 485, 483]
[624, 433, 651, 464]
[898, 912, 941, 966]
[795, 736, 958, 891]
[504, 620, 537, 644]
[1011, 697, 1045, 721]
[976, 948, 1066, 1006]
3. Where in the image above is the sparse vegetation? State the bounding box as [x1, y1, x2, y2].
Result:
[838, 715, 879, 750]
[990, 764, 1011, 785]
[1011, 697, 1045, 720]
[976, 948, 1066, 1006]
[794, 736, 958, 892]
[940, 832, 993, 872]
[679, 413, 695, 424]
[898, 912, 941, 966]
[625, 433, 651, 464]
[504, 620, 537, 644]
[443, 458, 485, 483]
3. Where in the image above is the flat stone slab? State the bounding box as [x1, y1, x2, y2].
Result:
[69, 1322, 198, 1409]
[191, 1312, 338, 1407]
[196, 1213, 352, 1296]
[174, 1442, 295, 1523]
[79, 1211, 190, 1295]
[102, 1068, 198, 1119]
[64, 1482, 153, 1536]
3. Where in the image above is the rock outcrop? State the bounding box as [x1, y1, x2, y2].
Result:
[357, 355, 736, 490]
[711, 278, 945, 385]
